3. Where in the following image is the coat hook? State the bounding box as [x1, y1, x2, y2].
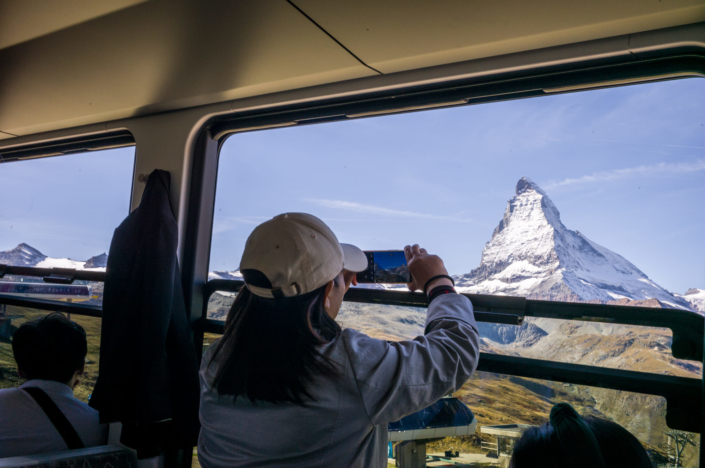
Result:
[137, 173, 148, 183]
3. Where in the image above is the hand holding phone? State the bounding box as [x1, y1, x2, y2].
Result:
[404, 244, 452, 292]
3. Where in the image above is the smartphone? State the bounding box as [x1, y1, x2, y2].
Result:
[356, 250, 411, 284]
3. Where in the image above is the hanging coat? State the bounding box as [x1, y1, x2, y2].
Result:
[90, 169, 200, 457]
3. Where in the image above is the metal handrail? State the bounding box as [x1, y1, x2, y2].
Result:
[0, 265, 105, 318]
[2, 274, 702, 432]
[0, 294, 102, 318]
[478, 353, 701, 433]
[204, 279, 704, 361]
[0, 264, 106, 283]
[199, 279, 705, 433]
[192, 316, 703, 432]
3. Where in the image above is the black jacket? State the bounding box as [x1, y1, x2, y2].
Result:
[90, 170, 200, 457]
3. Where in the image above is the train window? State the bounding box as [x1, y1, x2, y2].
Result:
[0, 147, 135, 307]
[448, 371, 699, 466]
[208, 78, 703, 465]
[0, 147, 134, 393]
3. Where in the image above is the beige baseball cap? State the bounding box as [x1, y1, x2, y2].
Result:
[240, 213, 368, 298]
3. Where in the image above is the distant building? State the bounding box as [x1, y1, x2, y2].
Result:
[390, 398, 477, 468]
[481, 424, 534, 468]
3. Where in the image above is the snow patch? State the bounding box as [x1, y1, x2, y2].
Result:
[35, 258, 86, 270]
[676, 289, 705, 313]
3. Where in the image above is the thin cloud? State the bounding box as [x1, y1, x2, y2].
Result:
[212, 216, 266, 235]
[304, 199, 474, 223]
[544, 159, 705, 190]
[593, 139, 705, 150]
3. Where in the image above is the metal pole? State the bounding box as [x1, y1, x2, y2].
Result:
[701, 316, 705, 467]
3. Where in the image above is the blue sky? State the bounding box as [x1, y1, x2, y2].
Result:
[0, 148, 134, 260]
[374, 251, 407, 271]
[211, 78, 704, 293]
[0, 79, 702, 294]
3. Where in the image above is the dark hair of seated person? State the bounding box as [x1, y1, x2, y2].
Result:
[12, 312, 88, 384]
[209, 269, 341, 406]
[510, 403, 653, 468]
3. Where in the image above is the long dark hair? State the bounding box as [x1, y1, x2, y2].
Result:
[209, 278, 342, 405]
[510, 404, 653, 468]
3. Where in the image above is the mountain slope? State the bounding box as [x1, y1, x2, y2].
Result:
[0, 243, 46, 266]
[679, 288, 705, 312]
[84, 253, 108, 269]
[0, 243, 106, 271]
[455, 177, 691, 309]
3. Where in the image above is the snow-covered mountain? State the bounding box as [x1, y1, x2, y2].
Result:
[84, 253, 108, 269]
[0, 243, 106, 271]
[0, 243, 47, 266]
[455, 177, 692, 310]
[679, 288, 705, 312]
[208, 270, 243, 281]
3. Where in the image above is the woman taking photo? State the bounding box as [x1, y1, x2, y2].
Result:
[197, 213, 480, 468]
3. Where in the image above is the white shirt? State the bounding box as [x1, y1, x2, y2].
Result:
[198, 293, 479, 468]
[0, 380, 108, 458]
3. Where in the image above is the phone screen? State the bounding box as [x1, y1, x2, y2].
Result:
[357, 250, 411, 283]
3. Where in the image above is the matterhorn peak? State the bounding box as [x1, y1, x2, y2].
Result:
[492, 177, 563, 240]
[516, 176, 543, 196]
[455, 177, 691, 309]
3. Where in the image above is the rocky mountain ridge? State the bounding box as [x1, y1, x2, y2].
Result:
[679, 288, 705, 312]
[0, 243, 106, 270]
[0, 243, 46, 266]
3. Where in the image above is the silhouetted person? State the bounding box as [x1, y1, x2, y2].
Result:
[0, 313, 107, 457]
[510, 403, 653, 468]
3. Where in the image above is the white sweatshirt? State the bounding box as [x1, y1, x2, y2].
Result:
[197, 293, 479, 468]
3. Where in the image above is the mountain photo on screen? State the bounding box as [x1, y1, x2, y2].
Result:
[373, 251, 411, 283]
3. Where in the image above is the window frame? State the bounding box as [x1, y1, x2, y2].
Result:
[0, 132, 136, 320]
[187, 53, 705, 441]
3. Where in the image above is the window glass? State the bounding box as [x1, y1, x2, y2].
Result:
[197, 329, 700, 467]
[209, 79, 704, 465]
[209, 78, 703, 367]
[206, 289, 699, 377]
[211, 79, 703, 308]
[0, 147, 135, 307]
[445, 371, 699, 467]
[0, 147, 134, 394]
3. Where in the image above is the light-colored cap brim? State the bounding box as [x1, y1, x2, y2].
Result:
[341, 243, 368, 273]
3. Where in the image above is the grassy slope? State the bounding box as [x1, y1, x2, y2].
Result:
[344, 300, 701, 465]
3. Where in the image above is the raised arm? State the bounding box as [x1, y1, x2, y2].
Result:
[342, 246, 480, 425]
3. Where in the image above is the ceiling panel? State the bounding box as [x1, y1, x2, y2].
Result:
[0, 0, 148, 50]
[296, 0, 705, 73]
[0, 0, 372, 136]
[1, 0, 703, 138]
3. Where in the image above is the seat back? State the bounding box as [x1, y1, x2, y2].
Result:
[0, 445, 136, 468]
